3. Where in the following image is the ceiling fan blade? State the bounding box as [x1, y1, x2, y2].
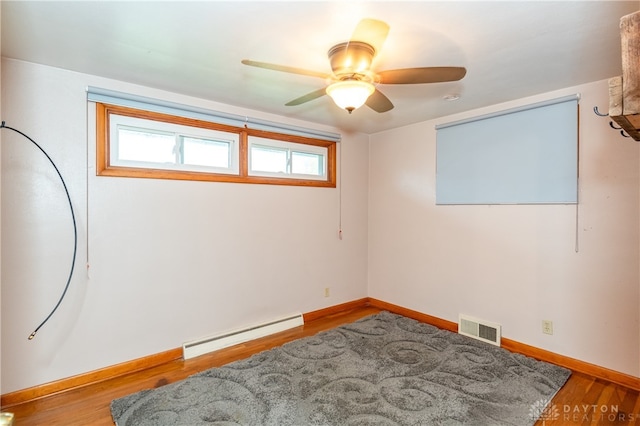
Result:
[366, 89, 394, 113]
[378, 67, 467, 84]
[242, 60, 331, 79]
[350, 18, 390, 55]
[285, 88, 328, 106]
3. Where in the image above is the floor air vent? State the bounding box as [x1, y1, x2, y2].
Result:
[183, 313, 304, 360]
[458, 314, 501, 346]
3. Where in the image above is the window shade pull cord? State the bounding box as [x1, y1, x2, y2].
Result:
[1, 121, 78, 340]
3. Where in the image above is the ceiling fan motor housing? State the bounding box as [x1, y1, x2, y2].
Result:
[328, 41, 376, 81]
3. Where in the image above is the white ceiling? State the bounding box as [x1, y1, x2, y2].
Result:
[2, 1, 639, 134]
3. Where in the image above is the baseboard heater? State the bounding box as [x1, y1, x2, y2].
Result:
[183, 313, 304, 360]
[458, 314, 502, 346]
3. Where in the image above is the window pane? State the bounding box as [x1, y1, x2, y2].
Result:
[118, 127, 176, 163]
[291, 151, 324, 176]
[182, 136, 230, 168]
[251, 145, 288, 173]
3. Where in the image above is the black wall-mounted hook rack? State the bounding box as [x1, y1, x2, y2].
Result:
[593, 106, 632, 139]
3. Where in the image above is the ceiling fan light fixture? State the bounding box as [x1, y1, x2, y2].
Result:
[326, 80, 375, 113]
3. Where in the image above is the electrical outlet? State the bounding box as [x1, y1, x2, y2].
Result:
[542, 320, 553, 335]
[324, 287, 330, 297]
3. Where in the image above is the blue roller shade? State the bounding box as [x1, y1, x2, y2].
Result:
[435, 95, 579, 205]
[87, 86, 342, 143]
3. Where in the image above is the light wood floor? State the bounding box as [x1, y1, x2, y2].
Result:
[2, 306, 639, 425]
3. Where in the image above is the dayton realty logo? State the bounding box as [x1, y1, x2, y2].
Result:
[529, 399, 560, 424]
[530, 400, 639, 423]
[561, 404, 638, 422]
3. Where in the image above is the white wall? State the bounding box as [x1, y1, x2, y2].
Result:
[369, 79, 640, 377]
[3, 57, 638, 394]
[0, 4, 3, 396]
[0, 58, 370, 393]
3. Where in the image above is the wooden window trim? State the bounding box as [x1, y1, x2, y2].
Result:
[96, 103, 337, 187]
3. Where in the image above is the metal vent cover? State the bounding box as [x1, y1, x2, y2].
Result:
[458, 314, 501, 346]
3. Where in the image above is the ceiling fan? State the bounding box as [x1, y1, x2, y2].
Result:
[242, 18, 466, 114]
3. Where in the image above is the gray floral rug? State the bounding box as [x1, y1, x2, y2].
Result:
[111, 311, 571, 425]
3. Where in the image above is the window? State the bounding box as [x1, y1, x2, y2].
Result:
[110, 113, 238, 175]
[248, 136, 327, 181]
[96, 103, 336, 187]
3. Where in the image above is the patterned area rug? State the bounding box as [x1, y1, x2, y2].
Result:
[111, 311, 571, 425]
